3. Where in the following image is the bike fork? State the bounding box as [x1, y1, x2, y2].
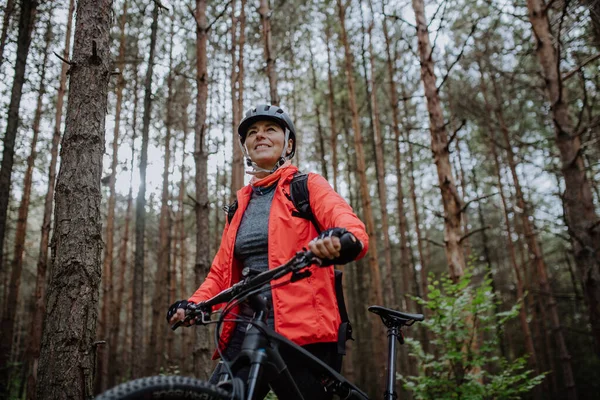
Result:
[385, 326, 401, 400]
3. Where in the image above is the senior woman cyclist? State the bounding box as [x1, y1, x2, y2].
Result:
[167, 104, 369, 399]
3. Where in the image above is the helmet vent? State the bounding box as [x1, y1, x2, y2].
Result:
[263, 105, 270, 111]
[276, 109, 284, 114]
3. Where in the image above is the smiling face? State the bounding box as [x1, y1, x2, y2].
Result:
[244, 119, 293, 171]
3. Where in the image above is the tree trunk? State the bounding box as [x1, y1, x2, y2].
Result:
[411, 0, 466, 280]
[258, 0, 278, 105]
[132, 0, 160, 379]
[381, 6, 414, 311]
[366, 7, 395, 308]
[325, 24, 338, 192]
[335, 0, 382, 308]
[230, 0, 245, 199]
[480, 67, 538, 376]
[25, 1, 74, 396]
[148, 13, 175, 374]
[336, 0, 384, 395]
[97, 0, 127, 391]
[0, 0, 38, 321]
[35, 1, 113, 398]
[0, 0, 15, 69]
[193, 0, 212, 379]
[308, 32, 328, 181]
[527, 0, 600, 363]
[3, 15, 51, 397]
[0, 0, 38, 390]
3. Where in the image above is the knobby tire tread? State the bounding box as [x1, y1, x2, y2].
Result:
[96, 375, 231, 400]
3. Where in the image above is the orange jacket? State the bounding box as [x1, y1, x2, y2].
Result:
[188, 165, 368, 357]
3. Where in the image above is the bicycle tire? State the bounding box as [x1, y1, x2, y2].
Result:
[96, 375, 232, 400]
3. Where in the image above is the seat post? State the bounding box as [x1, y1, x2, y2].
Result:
[385, 326, 400, 400]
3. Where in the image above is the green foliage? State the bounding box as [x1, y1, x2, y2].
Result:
[401, 271, 545, 400]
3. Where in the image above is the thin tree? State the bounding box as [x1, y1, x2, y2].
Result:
[35, 0, 114, 397]
[3, 14, 52, 396]
[258, 0, 278, 105]
[410, 0, 466, 280]
[307, 31, 328, 180]
[97, 0, 128, 390]
[527, 0, 597, 386]
[192, 0, 212, 378]
[230, 0, 246, 198]
[325, 24, 338, 192]
[0, 0, 38, 319]
[25, 1, 75, 396]
[0, 0, 15, 68]
[0, 0, 38, 390]
[148, 12, 175, 373]
[132, 0, 163, 378]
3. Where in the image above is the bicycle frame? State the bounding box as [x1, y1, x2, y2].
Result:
[216, 292, 369, 400]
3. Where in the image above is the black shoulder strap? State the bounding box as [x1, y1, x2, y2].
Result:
[290, 172, 321, 234]
[224, 199, 238, 225]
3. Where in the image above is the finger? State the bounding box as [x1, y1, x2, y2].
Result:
[313, 239, 330, 258]
[322, 237, 340, 257]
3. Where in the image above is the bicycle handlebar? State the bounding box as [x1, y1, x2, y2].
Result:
[171, 249, 320, 330]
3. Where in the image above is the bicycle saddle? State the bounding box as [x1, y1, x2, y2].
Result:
[368, 305, 424, 328]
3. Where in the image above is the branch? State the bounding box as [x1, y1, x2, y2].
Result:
[187, 194, 199, 206]
[445, 119, 466, 151]
[383, 12, 416, 29]
[459, 225, 490, 244]
[421, 238, 445, 248]
[400, 139, 430, 152]
[153, 0, 169, 11]
[437, 21, 478, 91]
[563, 53, 600, 81]
[460, 192, 498, 214]
[206, 0, 233, 32]
[54, 51, 72, 65]
[186, 4, 202, 31]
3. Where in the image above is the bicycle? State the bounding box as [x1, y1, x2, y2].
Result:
[97, 239, 424, 400]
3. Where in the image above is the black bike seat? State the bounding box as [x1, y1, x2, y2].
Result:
[368, 306, 424, 327]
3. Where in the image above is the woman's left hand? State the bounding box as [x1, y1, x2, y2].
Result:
[308, 235, 341, 260]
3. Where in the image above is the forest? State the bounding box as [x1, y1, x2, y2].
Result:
[0, 0, 599, 399]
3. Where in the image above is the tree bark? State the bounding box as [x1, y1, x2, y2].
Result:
[25, 1, 74, 397]
[148, 13, 175, 374]
[97, 0, 127, 391]
[35, 1, 113, 398]
[0, 0, 38, 390]
[0, 0, 38, 320]
[258, 0, 278, 105]
[0, 0, 15, 69]
[132, 0, 161, 379]
[411, 0, 466, 280]
[193, 0, 212, 379]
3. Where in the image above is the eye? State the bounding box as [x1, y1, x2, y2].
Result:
[267, 127, 276, 132]
[247, 130, 256, 136]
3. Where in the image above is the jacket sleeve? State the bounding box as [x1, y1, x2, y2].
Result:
[308, 173, 369, 260]
[187, 223, 231, 305]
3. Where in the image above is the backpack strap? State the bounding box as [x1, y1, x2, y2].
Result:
[224, 199, 238, 225]
[289, 172, 321, 234]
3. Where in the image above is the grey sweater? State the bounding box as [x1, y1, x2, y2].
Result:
[233, 183, 277, 327]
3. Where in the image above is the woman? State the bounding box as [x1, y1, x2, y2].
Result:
[167, 104, 368, 399]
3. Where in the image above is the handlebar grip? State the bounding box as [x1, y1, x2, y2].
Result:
[171, 321, 183, 331]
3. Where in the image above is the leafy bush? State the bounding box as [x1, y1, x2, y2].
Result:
[401, 271, 545, 399]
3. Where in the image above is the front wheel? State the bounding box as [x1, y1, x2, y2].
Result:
[96, 375, 231, 400]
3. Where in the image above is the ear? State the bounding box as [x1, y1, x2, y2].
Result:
[286, 138, 294, 155]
